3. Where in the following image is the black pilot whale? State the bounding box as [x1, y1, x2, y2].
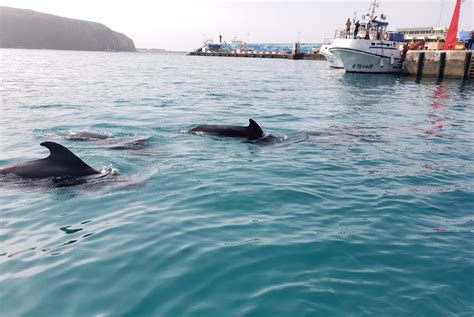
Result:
[190, 119, 264, 140]
[0, 142, 100, 179]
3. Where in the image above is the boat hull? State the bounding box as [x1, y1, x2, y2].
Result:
[330, 39, 403, 73]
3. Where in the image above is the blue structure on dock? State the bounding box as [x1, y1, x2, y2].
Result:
[202, 43, 321, 54]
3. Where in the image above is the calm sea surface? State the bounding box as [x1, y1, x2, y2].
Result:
[0, 49, 473, 316]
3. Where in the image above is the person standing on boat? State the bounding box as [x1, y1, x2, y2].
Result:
[365, 21, 371, 39]
[345, 18, 352, 38]
[354, 20, 360, 38]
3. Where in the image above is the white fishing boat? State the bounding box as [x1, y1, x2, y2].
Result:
[329, 0, 405, 73]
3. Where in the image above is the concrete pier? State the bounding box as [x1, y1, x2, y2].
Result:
[404, 50, 473, 80]
[188, 51, 326, 61]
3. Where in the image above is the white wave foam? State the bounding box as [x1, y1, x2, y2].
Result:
[100, 165, 119, 175]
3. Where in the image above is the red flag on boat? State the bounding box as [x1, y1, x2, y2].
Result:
[443, 0, 461, 50]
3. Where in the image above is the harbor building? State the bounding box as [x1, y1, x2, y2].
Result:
[397, 27, 448, 42]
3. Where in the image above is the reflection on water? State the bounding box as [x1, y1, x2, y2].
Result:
[424, 83, 450, 137]
[340, 71, 404, 87]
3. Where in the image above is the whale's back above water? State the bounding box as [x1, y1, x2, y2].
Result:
[190, 119, 264, 140]
[0, 142, 100, 179]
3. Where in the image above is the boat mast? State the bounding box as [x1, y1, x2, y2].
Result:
[367, 0, 379, 20]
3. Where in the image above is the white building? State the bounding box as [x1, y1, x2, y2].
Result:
[396, 27, 448, 42]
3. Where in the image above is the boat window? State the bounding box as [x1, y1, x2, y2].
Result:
[371, 42, 375, 45]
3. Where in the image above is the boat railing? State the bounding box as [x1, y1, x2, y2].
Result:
[333, 27, 405, 42]
[333, 28, 369, 40]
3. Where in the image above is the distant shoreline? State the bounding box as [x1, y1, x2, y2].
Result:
[0, 47, 137, 53]
[0, 47, 188, 54]
[136, 48, 188, 54]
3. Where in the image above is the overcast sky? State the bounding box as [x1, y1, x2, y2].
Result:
[1, 0, 472, 51]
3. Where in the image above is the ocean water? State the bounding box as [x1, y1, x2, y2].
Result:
[0, 48, 473, 316]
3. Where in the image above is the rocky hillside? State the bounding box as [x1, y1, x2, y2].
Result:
[0, 6, 136, 52]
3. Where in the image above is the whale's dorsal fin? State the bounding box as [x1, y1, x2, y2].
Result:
[40, 142, 96, 171]
[248, 119, 263, 136]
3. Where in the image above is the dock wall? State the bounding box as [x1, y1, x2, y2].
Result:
[404, 50, 473, 80]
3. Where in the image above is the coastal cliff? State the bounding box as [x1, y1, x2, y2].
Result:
[0, 6, 136, 52]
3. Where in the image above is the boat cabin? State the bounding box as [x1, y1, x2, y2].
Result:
[339, 18, 404, 42]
